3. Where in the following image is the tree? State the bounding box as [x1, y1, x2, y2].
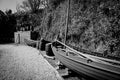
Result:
[0, 10, 7, 34]
[19, 0, 44, 13]
[5, 9, 12, 15]
[0, 10, 16, 43]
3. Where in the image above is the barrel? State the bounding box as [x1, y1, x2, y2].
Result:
[45, 43, 54, 56]
[39, 38, 50, 51]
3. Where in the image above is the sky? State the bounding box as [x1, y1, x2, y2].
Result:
[0, 0, 24, 12]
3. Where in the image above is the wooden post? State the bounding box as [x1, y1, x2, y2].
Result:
[64, 0, 70, 44]
[18, 33, 20, 44]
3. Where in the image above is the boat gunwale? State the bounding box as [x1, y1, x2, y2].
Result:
[54, 40, 120, 65]
[52, 46, 120, 76]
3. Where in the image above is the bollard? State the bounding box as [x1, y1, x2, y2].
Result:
[45, 43, 54, 56]
[39, 38, 50, 51]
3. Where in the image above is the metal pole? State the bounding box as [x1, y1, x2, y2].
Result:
[64, 0, 70, 44]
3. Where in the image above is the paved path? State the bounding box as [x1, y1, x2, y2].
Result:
[0, 44, 63, 80]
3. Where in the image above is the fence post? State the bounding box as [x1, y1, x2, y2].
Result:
[18, 33, 20, 44]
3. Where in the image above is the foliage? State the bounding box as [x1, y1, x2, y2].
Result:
[0, 10, 16, 34]
[19, 0, 44, 13]
[0, 10, 7, 30]
[15, 11, 42, 32]
[40, 0, 120, 56]
[46, 0, 66, 10]
[0, 10, 16, 43]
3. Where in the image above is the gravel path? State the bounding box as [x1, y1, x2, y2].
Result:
[0, 44, 63, 80]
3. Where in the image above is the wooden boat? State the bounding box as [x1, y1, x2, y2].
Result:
[24, 38, 39, 47]
[50, 0, 120, 79]
[51, 40, 120, 80]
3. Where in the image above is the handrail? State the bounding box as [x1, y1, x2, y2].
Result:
[54, 40, 120, 65]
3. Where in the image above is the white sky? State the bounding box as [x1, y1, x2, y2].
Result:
[0, 0, 24, 12]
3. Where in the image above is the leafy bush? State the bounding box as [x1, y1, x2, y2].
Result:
[0, 10, 16, 43]
[15, 11, 42, 31]
[40, 0, 120, 56]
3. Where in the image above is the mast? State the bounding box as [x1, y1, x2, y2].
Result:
[64, 0, 70, 44]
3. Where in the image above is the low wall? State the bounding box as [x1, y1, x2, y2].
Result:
[14, 31, 31, 44]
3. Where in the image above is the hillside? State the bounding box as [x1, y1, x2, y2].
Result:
[40, 0, 120, 57]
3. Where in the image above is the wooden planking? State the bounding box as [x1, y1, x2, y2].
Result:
[52, 46, 120, 80]
[55, 40, 120, 66]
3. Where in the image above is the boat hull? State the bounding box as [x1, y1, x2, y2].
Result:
[52, 46, 120, 80]
[24, 38, 38, 47]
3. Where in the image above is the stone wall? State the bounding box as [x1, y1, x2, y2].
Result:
[14, 31, 31, 44]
